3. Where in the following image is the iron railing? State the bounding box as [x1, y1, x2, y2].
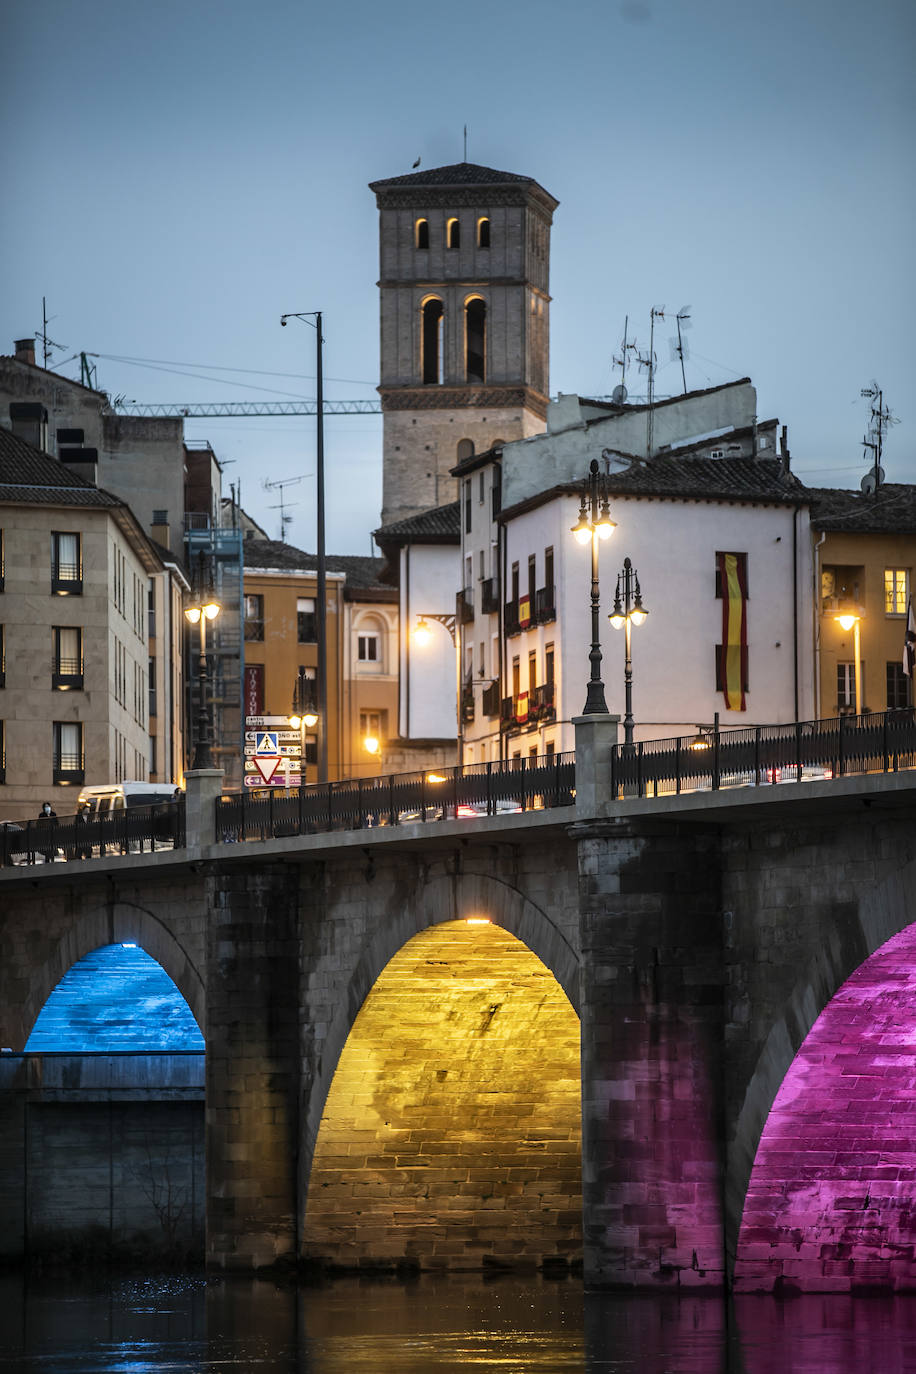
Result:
[0, 800, 186, 868]
[610, 709, 916, 798]
[217, 752, 576, 843]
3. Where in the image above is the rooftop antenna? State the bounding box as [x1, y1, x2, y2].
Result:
[37, 297, 67, 371]
[263, 474, 304, 541]
[860, 381, 897, 494]
[638, 306, 664, 456]
[463, 124, 468, 161]
[612, 315, 637, 403]
[668, 305, 691, 394]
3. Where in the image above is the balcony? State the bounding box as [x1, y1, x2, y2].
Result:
[535, 585, 556, 624]
[481, 578, 500, 615]
[52, 657, 84, 691]
[53, 753, 84, 786]
[504, 600, 520, 636]
[482, 681, 500, 717]
[531, 682, 556, 720]
[462, 689, 475, 724]
[457, 588, 475, 624]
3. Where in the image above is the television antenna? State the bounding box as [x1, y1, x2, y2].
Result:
[668, 306, 692, 394]
[860, 381, 897, 494]
[637, 306, 664, 456]
[264, 474, 305, 541]
[36, 297, 68, 371]
[612, 315, 637, 401]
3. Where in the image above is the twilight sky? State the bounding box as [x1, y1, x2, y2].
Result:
[2, 0, 913, 554]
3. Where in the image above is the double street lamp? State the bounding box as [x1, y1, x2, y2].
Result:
[289, 664, 318, 782]
[184, 559, 221, 770]
[570, 458, 616, 715]
[609, 558, 648, 746]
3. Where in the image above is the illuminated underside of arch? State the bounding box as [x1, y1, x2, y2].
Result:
[735, 923, 916, 1293]
[304, 920, 581, 1271]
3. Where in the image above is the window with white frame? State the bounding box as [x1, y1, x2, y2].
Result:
[885, 569, 909, 616]
[358, 633, 379, 663]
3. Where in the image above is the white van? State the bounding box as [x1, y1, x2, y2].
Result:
[76, 782, 182, 815]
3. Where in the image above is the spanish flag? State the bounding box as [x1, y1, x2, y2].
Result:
[718, 552, 748, 711]
[519, 594, 531, 629]
[515, 690, 529, 723]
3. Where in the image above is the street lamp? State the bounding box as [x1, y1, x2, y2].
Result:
[608, 557, 648, 745]
[570, 458, 616, 714]
[184, 559, 221, 770]
[281, 309, 327, 782]
[834, 605, 864, 715]
[289, 664, 318, 783]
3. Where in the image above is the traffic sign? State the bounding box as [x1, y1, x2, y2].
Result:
[245, 715, 291, 729]
[245, 730, 301, 743]
[244, 743, 300, 758]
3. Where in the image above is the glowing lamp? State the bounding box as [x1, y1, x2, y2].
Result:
[466, 917, 491, 925]
[288, 713, 302, 731]
[570, 507, 592, 544]
[413, 616, 432, 646]
[363, 736, 380, 755]
[184, 606, 202, 625]
[836, 613, 858, 632]
[302, 710, 319, 728]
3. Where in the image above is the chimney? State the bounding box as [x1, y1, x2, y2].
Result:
[14, 339, 36, 367]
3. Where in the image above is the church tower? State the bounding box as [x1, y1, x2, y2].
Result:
[369, 162, 558, 527]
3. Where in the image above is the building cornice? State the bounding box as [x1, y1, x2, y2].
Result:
[379, 385, 548, 419]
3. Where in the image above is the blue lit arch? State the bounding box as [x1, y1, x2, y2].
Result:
[25, 943, 205, 1052]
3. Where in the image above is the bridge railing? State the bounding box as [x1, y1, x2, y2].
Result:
[610, 709, 916, 798]
[217, 752, 576, 843]
[0, 799, 186, 868]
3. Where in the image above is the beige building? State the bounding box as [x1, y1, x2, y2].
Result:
[810, 485, 916, 718]
[241, 539, 397, 785]
[0, 427, 169, 820]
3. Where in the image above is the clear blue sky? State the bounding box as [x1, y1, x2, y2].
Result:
[3, 0, 913, 553]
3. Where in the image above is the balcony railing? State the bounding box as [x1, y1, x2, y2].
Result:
[504, 600, 520, 636]
[535, 585, 556, 623]
[52, 657, 84, 690]
[482, 681, 501, 717]
[481, 578, 500, 615]
[457, 587, 475, 624]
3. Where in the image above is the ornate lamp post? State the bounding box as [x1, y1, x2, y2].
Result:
[570, 458, 616, 714]
[608, 557, 648, 746]
[184, 557, 221, 770]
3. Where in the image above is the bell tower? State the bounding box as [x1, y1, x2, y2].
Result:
[369, 162, 558, 527]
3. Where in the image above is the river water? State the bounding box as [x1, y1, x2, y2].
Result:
[1, 1272, 915, 1372]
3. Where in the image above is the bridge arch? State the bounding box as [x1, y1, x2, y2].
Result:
[17, 900, 205, 1050]
[302, 868, 581, 1270]
[731, 855, 916, 1291]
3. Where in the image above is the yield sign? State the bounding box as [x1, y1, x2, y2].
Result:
[253, 730, 280, 783]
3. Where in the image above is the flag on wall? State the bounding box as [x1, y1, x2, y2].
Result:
[718, 552, 748, 711]
[519, 594, 531, 629]
[515, 690, 529, 723]
[903, 599, 916, 678]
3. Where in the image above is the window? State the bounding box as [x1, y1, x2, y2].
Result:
[512, 656, 520, 698]
[0, 530, 4, 592]
[53, 720, 84, 784]
[837, 662, 864, 711]
[528, 650, 537, 692]
[545, 643, 555, 687]
[149, 657, 157, 718]
[885, 569, 909, 616]
[511, 562, 519, 604]
[887, 661, 909, 710]
[297, 597, 317, 643]
[446, 217, 460, 249]
[304, 733, 318, 765]
[243, 593, 264, 641]
[544, 546, 554, 591]
[148, 584, 156, 638]
[422, 297, 444, 385]
[478, 471, 485, 503]
[415, 218, 429, 249]
[0, 720, 4, 783]
[358, 633, 379, 662]
[464, 480, 472, 534]
[477, 217, 490, 249]
[360, 710, 386, 746]
[479, 641, 485, 676]
[457, 438, 474, 463]
[492, 465, 502, 517]
[51, 531, 81, 594]
[465, 297, 486, 383]
[0, 624, 4, 686]
[478, 549, 486, 581]
[52, 626, 83, 689]
[528, 554, 537, 607]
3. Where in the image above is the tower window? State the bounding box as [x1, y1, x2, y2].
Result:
[415, 218, 429, 249]
[422, 297, 444, 385]
[477, 217, 490, 249]
[465, 297, 486, 384]
[457, 439, 474, 463]
[446, 217, 460, 250]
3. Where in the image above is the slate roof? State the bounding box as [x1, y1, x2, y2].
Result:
[807, 484, 916, 534]
[601, 456, 805, 504]
[243, 538, 391, 590]
[0, 424, 120, 507]
[370, 162, 539, 190]
[373, 501, 461, 542]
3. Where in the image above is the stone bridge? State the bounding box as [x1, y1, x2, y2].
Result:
[2, 720, 915, 1293]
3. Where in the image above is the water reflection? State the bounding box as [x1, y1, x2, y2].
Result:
[0, 1273, 914, 1372]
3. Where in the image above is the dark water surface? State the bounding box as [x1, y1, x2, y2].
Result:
[1, 1272, 915, 1373]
